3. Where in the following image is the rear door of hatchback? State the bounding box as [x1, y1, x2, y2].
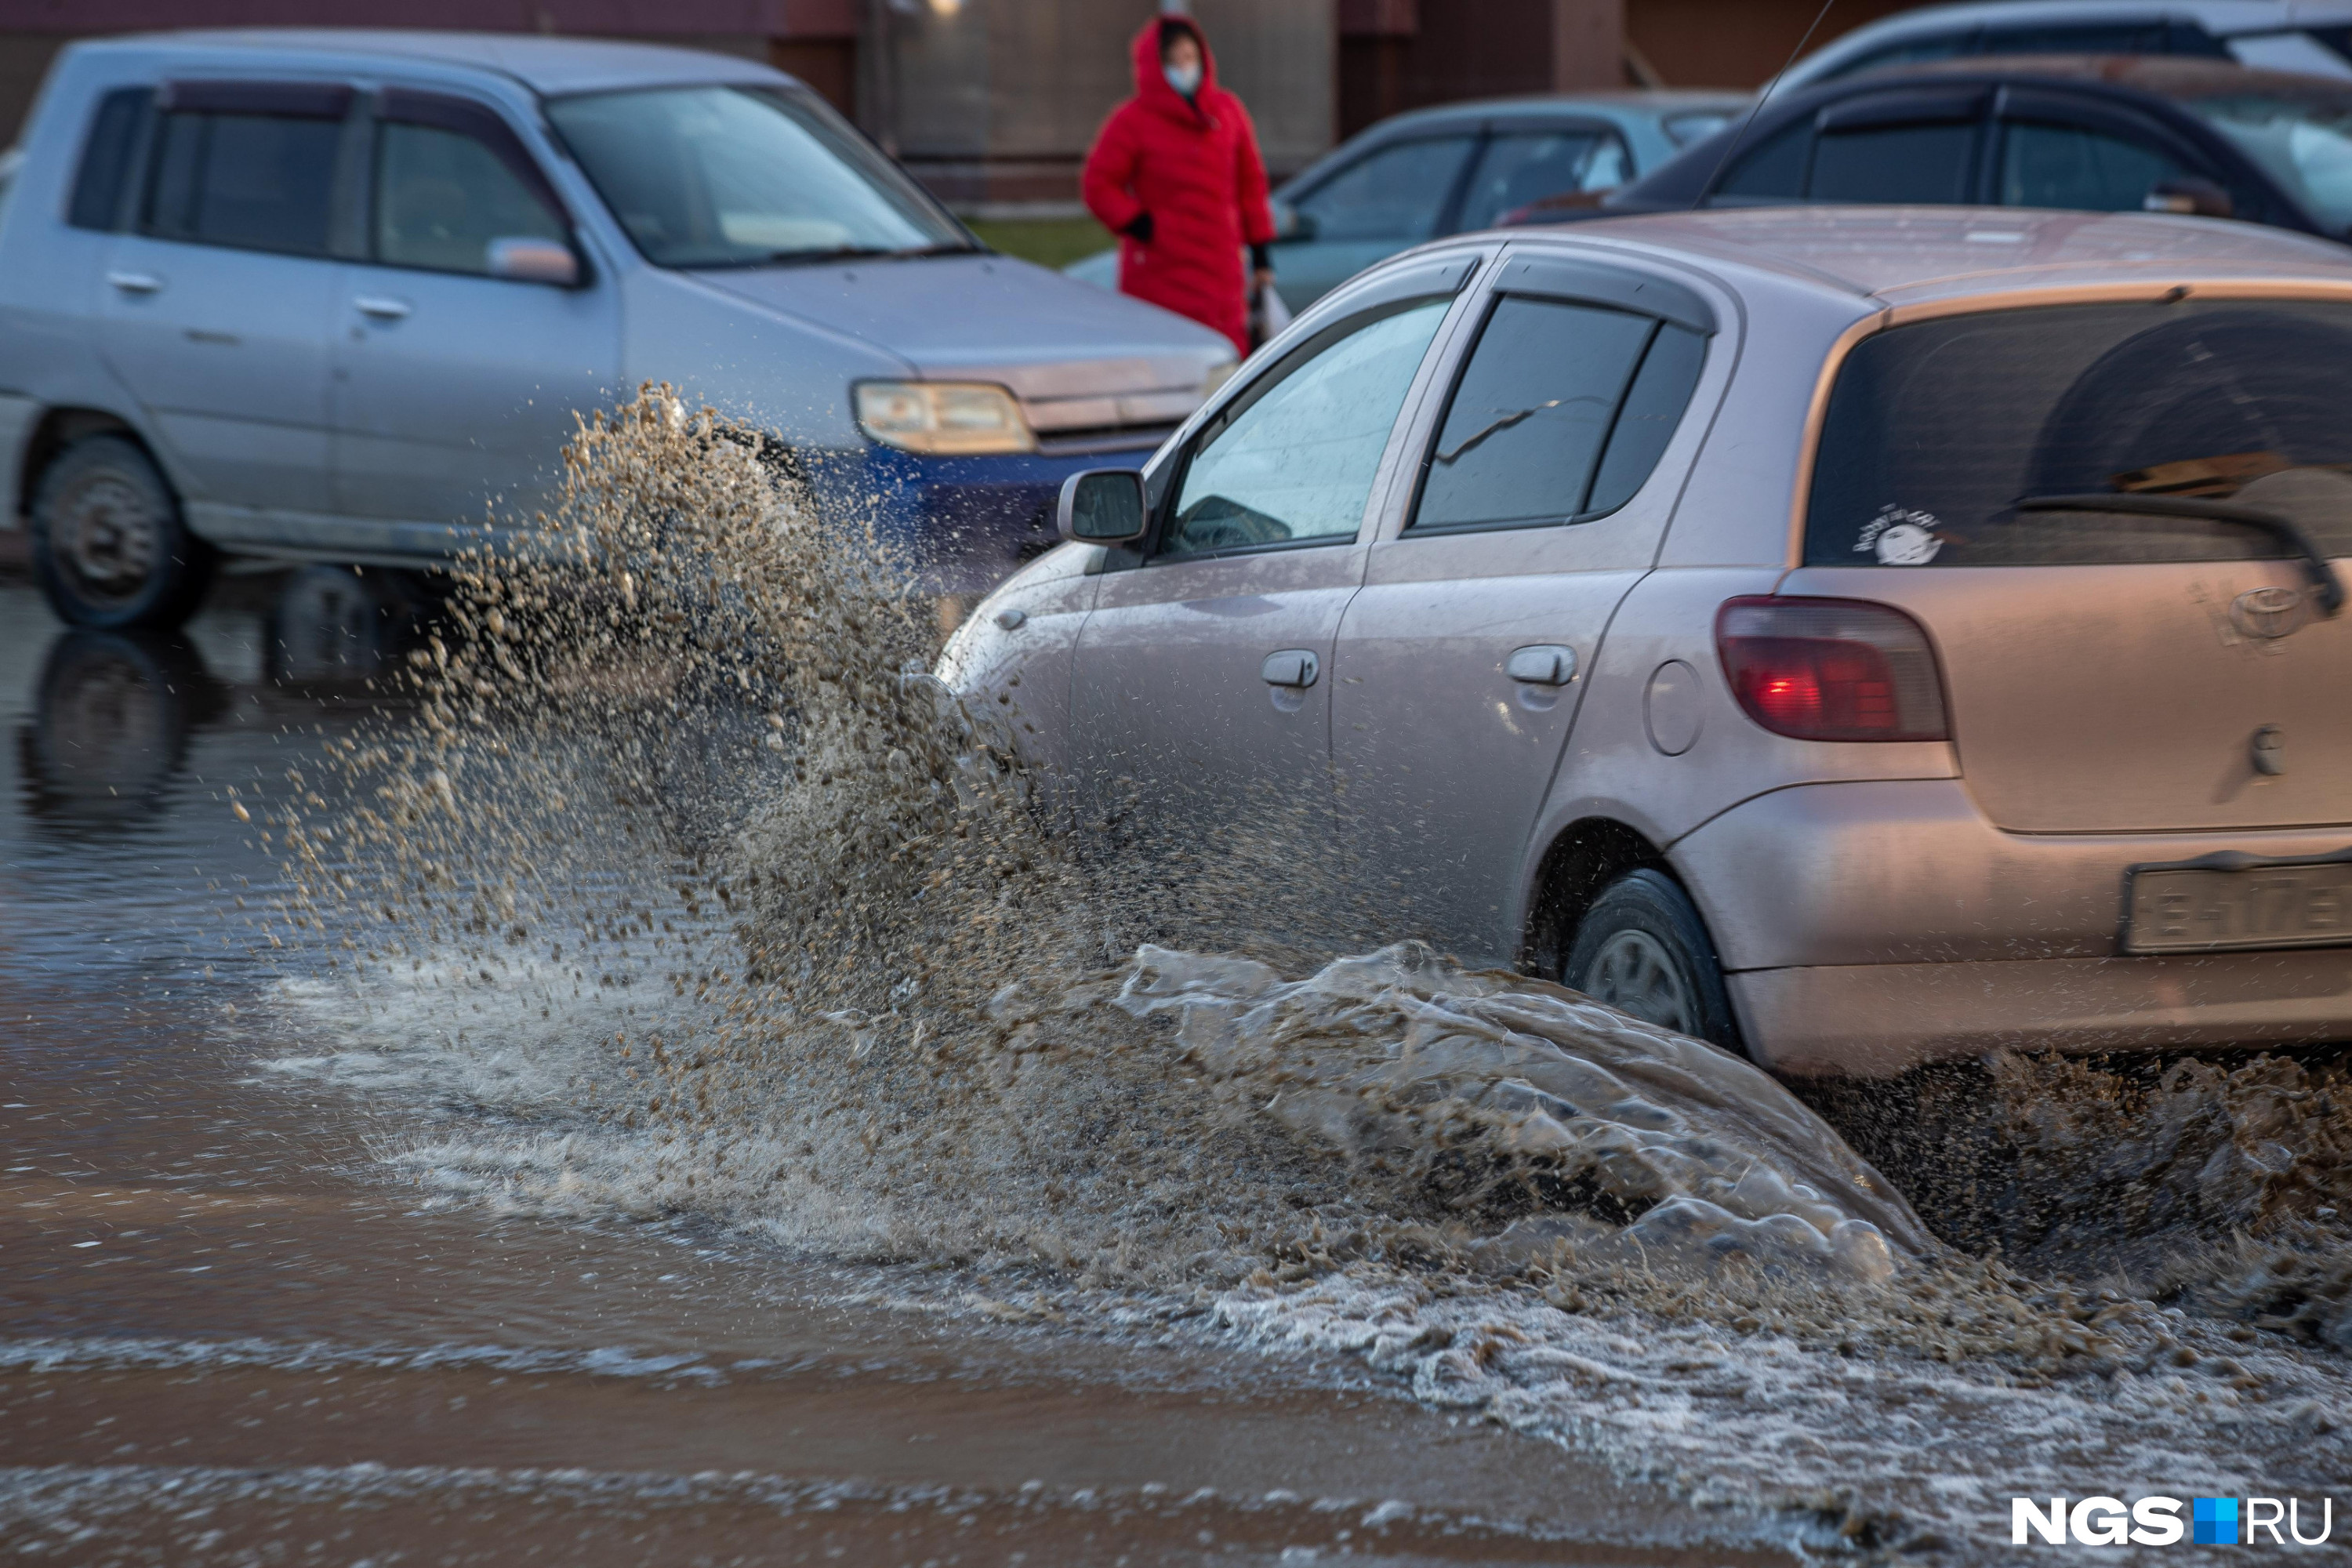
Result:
[1784, 290, 2352, 949]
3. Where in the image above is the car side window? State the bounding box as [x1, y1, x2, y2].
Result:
[1410, 293, 1704, 532]
[1999, 120, 2187, 212]
[1809, 121, 1979, 203]
[143, 98, 345, 256]
[1453, 128, 1630, 230]
[1293, 137, 1475, 242]
[374, 118, 568, 274]
[1716, 119, 1810, 200]
[69, 87, 152, 231]
[1163, 297, 1451, 558]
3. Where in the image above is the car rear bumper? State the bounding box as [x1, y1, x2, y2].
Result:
[1671, 779, 2352, 1075]
[1731, 952, 2352, 1077]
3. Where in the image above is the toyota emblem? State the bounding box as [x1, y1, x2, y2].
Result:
[2230, 585, 2310, 640]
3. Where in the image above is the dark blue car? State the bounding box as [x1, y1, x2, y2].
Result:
[1552, 56, 2352, 242]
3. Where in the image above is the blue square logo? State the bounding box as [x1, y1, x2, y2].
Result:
[2194, 1497, 2239, 1545]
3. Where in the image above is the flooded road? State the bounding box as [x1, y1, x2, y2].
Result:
[0, 572, 1798, 1566]
[2, 385, 2347, 1568]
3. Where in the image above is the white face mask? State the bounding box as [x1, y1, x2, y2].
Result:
[1163, 62, 1202, 96]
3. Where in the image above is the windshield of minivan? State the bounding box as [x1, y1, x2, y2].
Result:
[1806, 300, 2352, 568]
[2185, 88, 2352, 233]
[545, 85, 971, 267]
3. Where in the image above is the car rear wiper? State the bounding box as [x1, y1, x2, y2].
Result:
[2012, 492, 2346, 615]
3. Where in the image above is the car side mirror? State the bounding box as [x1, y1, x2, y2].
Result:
[486, 236, 582, 285]
[2144, 178, 2234, 220]
[1057, 469, 1147, 544]
[1271, 199, 1316, 243]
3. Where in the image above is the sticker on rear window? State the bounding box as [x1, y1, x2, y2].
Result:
[1856, 506, 1944, 565]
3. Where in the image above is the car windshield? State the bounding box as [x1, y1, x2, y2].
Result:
[544, 85, 971, 267]
[1806, 300, 2352, 568]
[2182, 87, 2352, 232]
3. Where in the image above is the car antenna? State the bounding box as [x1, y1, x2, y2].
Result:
[1695, 0, 1838, 208]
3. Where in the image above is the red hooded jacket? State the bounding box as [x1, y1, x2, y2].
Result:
[1080, 16, 1276, 358]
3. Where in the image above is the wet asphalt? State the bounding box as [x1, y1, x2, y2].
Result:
[0, 568, 1798, 1567]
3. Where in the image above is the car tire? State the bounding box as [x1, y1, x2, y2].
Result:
[1563, 868, 1743, 1051]
[30, 435, 214, 630]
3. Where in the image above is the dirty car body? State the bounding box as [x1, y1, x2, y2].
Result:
[946, 206, 2352, 1077]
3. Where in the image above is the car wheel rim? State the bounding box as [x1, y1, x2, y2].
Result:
[1582, 929, 1698, 1035]
[57, 474, 162, 604]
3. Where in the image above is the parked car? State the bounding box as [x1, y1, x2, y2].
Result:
[0, 31, 1235, 629]
[1064, 92, 1744, 314]
[1554, 57, 2352, 243]
[1780, 0, 2352, 90]
[946, 207, 2352, 1077]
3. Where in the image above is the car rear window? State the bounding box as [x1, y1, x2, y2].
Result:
[1805, 300, 2352, 568]
[1454, 129, 1629, 230]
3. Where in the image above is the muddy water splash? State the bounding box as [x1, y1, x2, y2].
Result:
[1813, 1048, 2352, 1350]
[1105, 944, 1925, 1277]
[260, 389, 1925, 1287]
[255, 394, 2352, 1548]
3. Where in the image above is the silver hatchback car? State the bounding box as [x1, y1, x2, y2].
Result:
[943, 206, 2352, 1078]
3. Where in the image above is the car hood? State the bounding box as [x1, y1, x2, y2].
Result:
[686, 252, 1232, 422]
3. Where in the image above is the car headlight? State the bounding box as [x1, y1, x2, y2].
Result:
[1202, 359, 1239, 397]
[854, 380, 1036, 456]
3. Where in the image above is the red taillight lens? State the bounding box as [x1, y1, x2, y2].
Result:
[1715, 596, 1949, 742]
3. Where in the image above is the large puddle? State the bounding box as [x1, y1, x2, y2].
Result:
[11, 394, 2347, 1560]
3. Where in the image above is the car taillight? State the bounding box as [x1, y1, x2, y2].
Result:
[1715, 596, 1949, 742]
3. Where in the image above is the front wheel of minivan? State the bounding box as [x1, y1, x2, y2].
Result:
[31, 436, 214, 630]
[1563, 869, 1743, 1052]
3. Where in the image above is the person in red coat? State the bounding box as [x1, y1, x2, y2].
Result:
[1081, 14, 1276, 358]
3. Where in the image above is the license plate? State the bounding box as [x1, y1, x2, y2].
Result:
[2124, 858, 2352, 954]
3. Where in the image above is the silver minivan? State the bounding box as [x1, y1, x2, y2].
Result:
[945, 205, 2352, 1077]
[0, 31, 1233, 627]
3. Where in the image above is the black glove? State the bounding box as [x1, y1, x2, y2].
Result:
[1123, 212, 1155, 244]
[1249, 241, 1271, 272]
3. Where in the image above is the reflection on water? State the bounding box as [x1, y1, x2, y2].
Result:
[0, 556, 1754, 1568]
[13, 565, 430, 835]
[265, 564, 430, 688]
[16, 630, 219, 828]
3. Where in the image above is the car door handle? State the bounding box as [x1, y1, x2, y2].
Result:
[1261, 649, 1319, 688]
[106, 270, 162, 294]
[1505, 644, 1577, 685]
[353, 296, 412, 319]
